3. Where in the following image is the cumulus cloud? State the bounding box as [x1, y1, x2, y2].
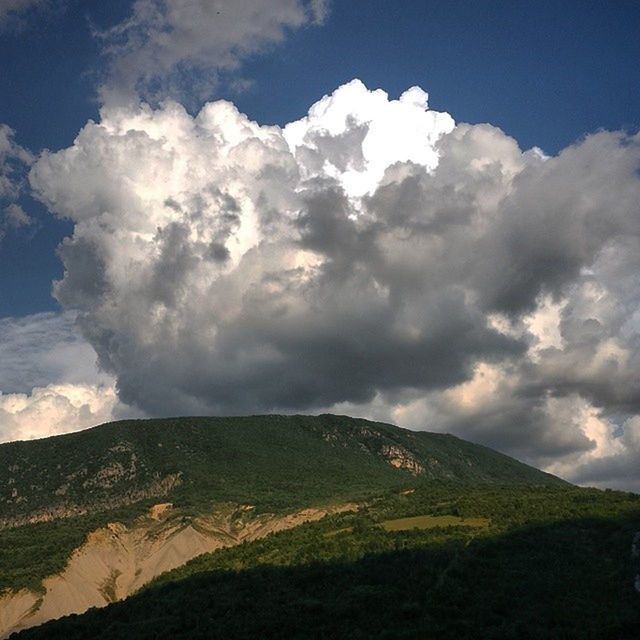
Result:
[0, 383, 118, 442]
[566, 416, 640, 492]
[0, 311, 123, 442]
[29, 79, 640, 488]
[98, 0, 328, 104]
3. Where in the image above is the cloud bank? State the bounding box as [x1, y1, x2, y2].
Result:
[27, 78, 640, 488]
[0, 383, 117, 443]
[0, 312, 111, 393]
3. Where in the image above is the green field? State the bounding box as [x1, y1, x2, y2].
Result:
[381, 514, 490, 531]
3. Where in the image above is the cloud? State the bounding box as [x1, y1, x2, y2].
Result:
[0, 383, 118, 442]
[0, 203, 33, 242]
[29, 79, 640, 488]
[0, 312, 125, 443]
[0, 124, 32, 200]
[98, 0, 328, 104]
[0, 124, 34, 242]
[0, 311, 112, 393]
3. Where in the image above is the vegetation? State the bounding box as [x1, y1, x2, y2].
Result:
[4, 415, 637, 638]
[0, 414, 562, 592]
[1, 415, 562, 521]
[12, 484, 640, 639]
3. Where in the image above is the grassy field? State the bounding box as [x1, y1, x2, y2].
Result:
[381, 514, 490, 531]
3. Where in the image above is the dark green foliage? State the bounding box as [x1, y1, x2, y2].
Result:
[7, 414, 630, 639]
[12, 485, 640, 639]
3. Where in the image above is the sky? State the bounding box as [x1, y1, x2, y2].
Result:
[1, 0, 640, 491]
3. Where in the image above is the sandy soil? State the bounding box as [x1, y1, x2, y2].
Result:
[0, 502, 357, 638]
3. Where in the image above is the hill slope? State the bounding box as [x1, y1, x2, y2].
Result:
[0, 414, 562, 529]
[11, 484, 640, 640]
[0, 414, 566, 637]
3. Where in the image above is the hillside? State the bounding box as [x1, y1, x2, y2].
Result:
[11, 484, 640, 640]
[0, 414, 562, 529]
[0, 414, 567, 637]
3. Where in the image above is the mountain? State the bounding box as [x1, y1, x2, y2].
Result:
[0, 414, 561, 529]
[0, 414, 578, 638]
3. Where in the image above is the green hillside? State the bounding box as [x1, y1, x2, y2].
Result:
[0, 414, 562, 526]
[13, 484, 640, 640]
[0, 414, 562, 594]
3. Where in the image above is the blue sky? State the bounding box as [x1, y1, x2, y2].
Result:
[1, 0, 639, 317]
[1, 0, 640, 490]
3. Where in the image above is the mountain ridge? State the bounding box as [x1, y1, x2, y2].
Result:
[0, 413, 564, 529]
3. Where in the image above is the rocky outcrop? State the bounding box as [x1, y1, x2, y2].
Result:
[0, 473, 182, 531]
[380, 444, 425, 476]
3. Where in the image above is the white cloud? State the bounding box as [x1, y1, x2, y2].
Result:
[283, 80, 455, 197]
[0, 123, 33, 241]
[0, 123, 32, 200]
[2, 203, 31, 228]
[0, 312, 129, 442]
[0, 311, 112, 393]
[99, 0, 328, 104]
[0, 383, 118, 442]
[28, 79, 640, 490]
[1, 203, 33, 241]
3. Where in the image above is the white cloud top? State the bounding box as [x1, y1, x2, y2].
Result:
[0, 384, 117, 442]
[283, 79, 455, 197]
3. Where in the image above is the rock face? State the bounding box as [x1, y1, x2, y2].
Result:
[380, 444, 425, 475]
[0, 502, 357, 638]
[0, 473, 182, 530]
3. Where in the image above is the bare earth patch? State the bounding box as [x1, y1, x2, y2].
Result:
[0, 502, 359, 638]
